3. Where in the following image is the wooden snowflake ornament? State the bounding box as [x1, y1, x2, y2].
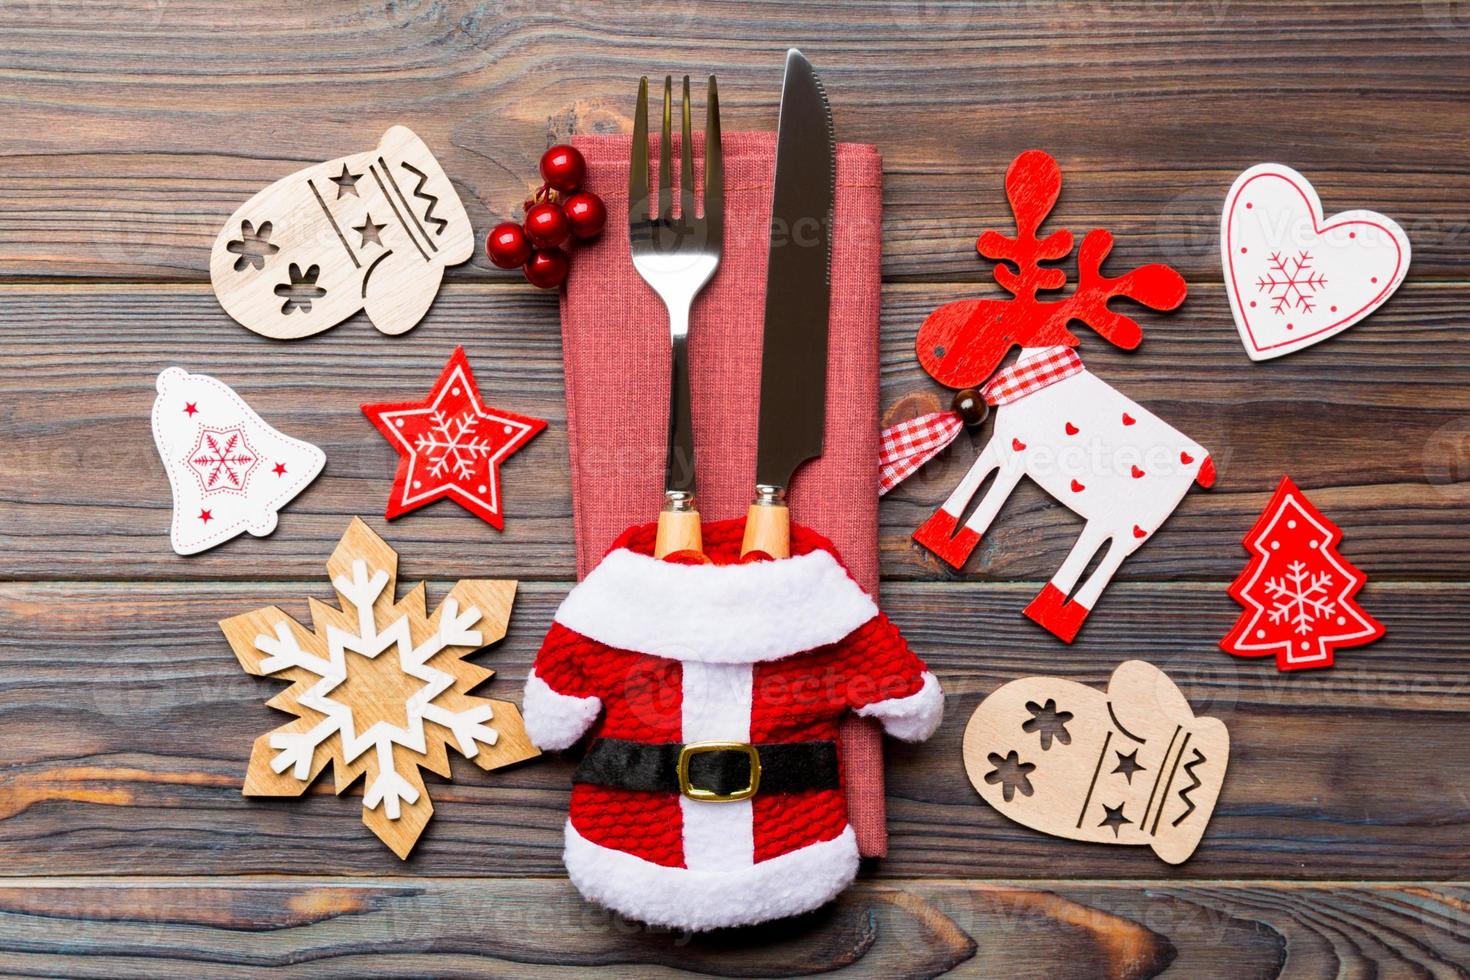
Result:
[219, 518, 539, 858]
[362, 347, 546, 528]
[1222, 164, 1410, 360]
[1221, 476, 1385, 671]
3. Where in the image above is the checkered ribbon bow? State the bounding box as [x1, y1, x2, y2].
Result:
[879, 411, 965, 495]
[978, 346, 1083, 407]
[878, 346, 1082, 495]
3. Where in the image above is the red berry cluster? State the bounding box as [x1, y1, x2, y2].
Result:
[486, 145, 607, 289]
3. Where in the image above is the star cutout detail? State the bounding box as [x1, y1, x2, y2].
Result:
[199, 509, 213, 523]
[184, 402, 199, 416]
[331, 164, 362, 198]
[983, 750, 1036, 803]
[1022, 698, 1074, 750]
[361, 347, 546, 528]
[1112, 749, 1145, 783]
[273, 462, 288, 476]
[1099, 802, 1132, 837]
[354, 214, 385, 248]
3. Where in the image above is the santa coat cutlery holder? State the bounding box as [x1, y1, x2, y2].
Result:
[523, 517, 944, 931]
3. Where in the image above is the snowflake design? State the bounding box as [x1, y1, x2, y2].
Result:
[1257, 251, 1327, 315]
[1265, 559, 1336, 635]
[415, 410, 498, 480]
[186, 426, 259, 494]
[221, 519, 539, 857]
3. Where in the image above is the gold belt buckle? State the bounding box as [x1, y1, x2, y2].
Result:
[677, 741, 761, 803]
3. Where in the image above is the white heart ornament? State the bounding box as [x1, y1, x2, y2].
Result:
[1222, 163, 1409, 361]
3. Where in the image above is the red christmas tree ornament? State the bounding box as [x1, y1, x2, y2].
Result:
[1221, 476, 1384, 671]
[361, 347, 546, 529]
[917, 149, 1187, 390]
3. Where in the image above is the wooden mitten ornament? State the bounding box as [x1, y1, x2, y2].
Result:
[1221, 476, 1384, 670]
[220, 518, 539, 858]
[963, 660, 1228, 864]
[151, 367, 324, 555]
[210, 126, 473, 339]
[1223, 164, 1410, 360]
[906, 150, 1211, 643]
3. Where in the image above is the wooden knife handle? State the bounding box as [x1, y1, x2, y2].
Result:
[655, 495, 704, 560]
[741, 496, 790, 560]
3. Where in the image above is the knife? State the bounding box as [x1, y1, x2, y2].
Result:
[741, 48, 836, 559]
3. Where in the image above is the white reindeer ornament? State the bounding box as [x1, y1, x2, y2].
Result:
[910, 151, 1213, 642]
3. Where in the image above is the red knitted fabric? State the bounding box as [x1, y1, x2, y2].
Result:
[573, 785, 686, 868]
[530, 517, 934, 873]
[754, 789, 848, 863]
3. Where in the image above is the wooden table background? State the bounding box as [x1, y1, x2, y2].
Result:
[1, 1, 1468, 976]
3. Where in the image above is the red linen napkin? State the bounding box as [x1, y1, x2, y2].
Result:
[559, 131, 890, 856]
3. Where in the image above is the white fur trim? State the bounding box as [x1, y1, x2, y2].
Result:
[553, 548, 879, 664]
[856, 671, 944, 742]
[522, 670, 601, 751]
[680, 661, 755, 870]
[563, 821, 859, 931]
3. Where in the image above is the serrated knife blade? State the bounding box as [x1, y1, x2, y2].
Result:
[742, 48, 836, 558]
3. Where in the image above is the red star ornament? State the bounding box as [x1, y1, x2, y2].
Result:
[361, 347, 546, 528]
[1221, 476, 1385, 671]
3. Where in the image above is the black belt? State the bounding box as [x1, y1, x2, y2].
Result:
[574, 738, 840, 802]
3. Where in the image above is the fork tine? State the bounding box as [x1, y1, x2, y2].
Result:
[703, 75, 723, 245]
[679, 75, 694, 222]
[629, 76, 649, 227]
[658, 75, 673, 222]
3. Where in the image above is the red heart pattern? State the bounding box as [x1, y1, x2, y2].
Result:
[1133, 525, 1148, 539]
[1070, 479, 1085, 493]
[1122, 413, 1136, 426]
[1011, 437, 1026, 452]
[1131, 465, 1144, 479]
[1180, 451, 1194, 465]
[1065, 422, 1079, 435]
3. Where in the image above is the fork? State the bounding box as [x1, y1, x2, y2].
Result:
[630, 74, 723, 560]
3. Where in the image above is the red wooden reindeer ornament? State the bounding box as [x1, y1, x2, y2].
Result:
[910, 150, 1213, 643]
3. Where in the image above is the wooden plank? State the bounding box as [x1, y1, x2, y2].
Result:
[0, 580, 1464, 879]
[0, 877, 1466, 978]
[0, 3, 1467, 281]
[1, 283, 1464, 582]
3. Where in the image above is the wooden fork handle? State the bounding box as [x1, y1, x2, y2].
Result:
[655, 495, 704, 560]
